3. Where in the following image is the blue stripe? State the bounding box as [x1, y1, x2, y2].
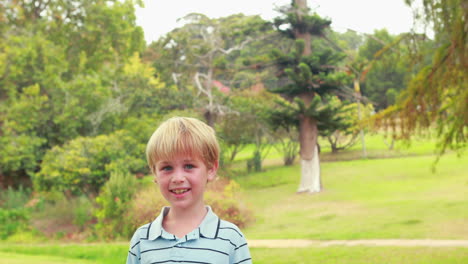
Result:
[235, 243, 247, 250]
[217, 237, 237, 247]
[179, 246, 229, 256]
[141, 246, 173, 254]
[234, 258, 252, 264]
[146, 222, 153, 239]
[131, 241, 140, 249]
[150, 261, 211, 264]
[219, 227, 243, 237]
[214, 218, 220, 238]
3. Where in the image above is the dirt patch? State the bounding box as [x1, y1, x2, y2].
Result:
[247, 239, 468, 248]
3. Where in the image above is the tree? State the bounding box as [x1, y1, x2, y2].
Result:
[0, 0, 146, 188]
[271, 0, 348, 193]
[35, 130, 145, 197]
[320, 98, 374, 153]
[357, 29, 410, 110]
[376, 0, 467, 155]
[266, 97, 300, 166]
[146, 13, 274, 127]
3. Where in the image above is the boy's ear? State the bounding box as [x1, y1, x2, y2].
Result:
[207, 160, 219, 182]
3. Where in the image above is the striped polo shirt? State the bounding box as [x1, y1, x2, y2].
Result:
[127, 206, 252, 264]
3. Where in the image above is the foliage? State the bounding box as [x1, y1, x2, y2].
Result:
[127, 177, 253, 235]
[273, 5, 331, 38]
[226, 90, 278, 171]
[0, 208, 30, 240]
[31, 195, 93, 239]
[270, 1, 350, 193]
[0, 0, 146, 188]
[205, 178, 253, 228]
[322, 98, 375, 153]
[94, 171, 138, 239]
[126, 183, 167, 236]
[376, 0, 467, 156]
[217, 112, 255, 163]
[72, 197, 94, 232]
[0, 186, 31, 209]
[35, 130, 145, 197]
[357, 29, 410, 110]
[146, 13, 276, 126]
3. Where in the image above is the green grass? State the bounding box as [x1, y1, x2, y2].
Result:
[251, 246, 468, 264]
[0, 133, 465, 263]
[0, 243, 467, 264]
[0, 252, 95, 264]
[0, 244, 126, 264]
[239, 153, 468, 240]
[228, 133, 439, 173]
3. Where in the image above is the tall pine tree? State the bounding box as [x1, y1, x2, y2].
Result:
[270, 0, 347, 193]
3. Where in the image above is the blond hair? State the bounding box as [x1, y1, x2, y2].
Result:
[146, 117, 220, 175]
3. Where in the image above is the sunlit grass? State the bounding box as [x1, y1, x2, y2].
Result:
[0, 243, 466, 264]
[251, 246, 468, 264]
[239, 153, 468, 240]
[0, 244, 126, 264]
[0, 252, 95, 264]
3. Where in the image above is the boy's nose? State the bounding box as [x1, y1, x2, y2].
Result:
[171, 170, 186, 183]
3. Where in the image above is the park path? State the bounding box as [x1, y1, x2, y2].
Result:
[247, 239, 468, 248]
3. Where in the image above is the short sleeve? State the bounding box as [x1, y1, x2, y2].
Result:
[126, 229, 142, 264]
[219, 223, 251, 264]
[232, 234, 252, 264]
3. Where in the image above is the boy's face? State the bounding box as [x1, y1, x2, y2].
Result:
[154, 153, 217, 211]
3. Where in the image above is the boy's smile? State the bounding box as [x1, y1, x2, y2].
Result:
[155, 154, 217, 211]
[171, 188, 190, 195]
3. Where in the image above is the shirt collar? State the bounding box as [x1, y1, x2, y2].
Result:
[147, 206, 220, 240]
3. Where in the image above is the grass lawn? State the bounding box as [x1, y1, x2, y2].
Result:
[0, 243, 467, 264]
[0, 135, 465, 263]
[238, 153, 468, 240]
[0, 252, 95, 264]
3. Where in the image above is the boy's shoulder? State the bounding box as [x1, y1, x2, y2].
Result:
[217, 218, 245, 240]
[132, 222, 152, 240]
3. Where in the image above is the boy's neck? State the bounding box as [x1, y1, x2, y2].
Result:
[163, 204, 208, 238]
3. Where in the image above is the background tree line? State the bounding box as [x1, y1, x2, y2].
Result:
[0, 0, 464, 196]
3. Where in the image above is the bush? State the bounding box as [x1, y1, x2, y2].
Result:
[94, 171, 138, 239]
[0, 208, 30, 239]
[205, 178, 253, 228]
[73, 196, 94, 231]
[125, 177, 253, 239]
[35, 130, 146, 196]
[31, 195, 94, 240]
[126, 183, 167, 236]
[0, 185, 31, 209]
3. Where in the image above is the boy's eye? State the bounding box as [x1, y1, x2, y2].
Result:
[161, 166, 173, 171]
[184, 164, 195, 170]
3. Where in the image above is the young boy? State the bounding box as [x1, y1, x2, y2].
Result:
[127, 117, 252, 264]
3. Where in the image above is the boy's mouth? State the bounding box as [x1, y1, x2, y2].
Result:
[171, 188, 190, 194]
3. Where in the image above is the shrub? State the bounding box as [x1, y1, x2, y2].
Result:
[0, 186, 31, 209]
[94, 171, 138, 239]
[126, 184, 167, 236]
[0, 208, 30, 239]
[31, 195, 93, 240]
[125, 177, 253, 239]
[205, 178, 253, 228]
[73, 196, 94, 231]
[35, 130, 146, 196]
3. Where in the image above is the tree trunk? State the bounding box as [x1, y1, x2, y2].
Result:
[297, 112, 321, 193]
[204, 57, 216, 128]
[298, 144, 321, 193]
[295, 0, 321, 193]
